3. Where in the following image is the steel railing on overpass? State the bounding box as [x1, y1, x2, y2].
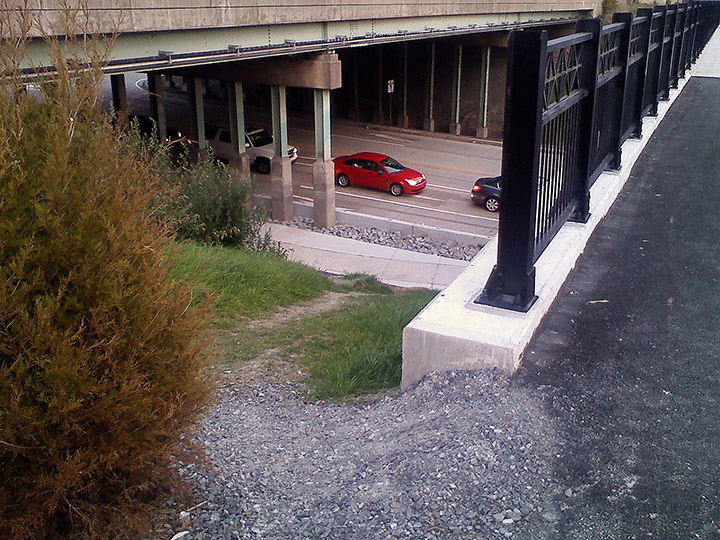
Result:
[475, 0, 720, 312]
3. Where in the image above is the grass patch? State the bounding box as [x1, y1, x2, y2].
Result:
[171, 241, 333, 322]
[291, 290, 437, 399]
[172, 241, 437, 399]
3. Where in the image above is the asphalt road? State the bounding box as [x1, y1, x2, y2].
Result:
[514, 76, 720, 539]
[107, 74, 501, 240]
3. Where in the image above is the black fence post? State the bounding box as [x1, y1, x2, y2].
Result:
[679, 2, 692, 78]
[476, 30, 546, 312]
[689, 0, 699, 65]
[613, 12, 633, 169]
[659, 4, 675, 100]
[670, 4, 685, 88]
[632, 9, 652, 138]
[569, 18, 601, 224]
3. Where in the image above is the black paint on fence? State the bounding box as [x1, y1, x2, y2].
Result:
[476, 1, 720, 312]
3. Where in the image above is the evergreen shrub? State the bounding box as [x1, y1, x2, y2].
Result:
[0, 27, 212, 539]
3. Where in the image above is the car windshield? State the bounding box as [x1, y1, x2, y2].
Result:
[379, 156, 406, 173]
[247, 129, 273, 147]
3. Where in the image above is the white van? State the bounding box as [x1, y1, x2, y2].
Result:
[206, 125, 298, 174]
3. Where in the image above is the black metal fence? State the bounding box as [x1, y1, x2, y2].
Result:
[477, 1, 720, 312]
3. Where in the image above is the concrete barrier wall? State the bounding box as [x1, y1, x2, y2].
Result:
[25, 0, 600, 36]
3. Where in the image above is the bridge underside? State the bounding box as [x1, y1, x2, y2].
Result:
[23, 12, 588, 74]
[18, 7, 588, 228]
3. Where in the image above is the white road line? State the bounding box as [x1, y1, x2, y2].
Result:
[427, 183, 470, 193]
[293, 194, 351, 211]
[331, 190, 498, 223]
[373, 133, 415, 143]
[415, 195, 445, 202]
[292, 127, 405, 147]
[295, 184, 494, 222]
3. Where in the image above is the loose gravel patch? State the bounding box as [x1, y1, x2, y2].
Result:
[173, 371, 573, 540]
[277, 217, 483, 261]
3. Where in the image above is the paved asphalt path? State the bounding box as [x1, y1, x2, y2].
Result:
[514, 76, 720, 539]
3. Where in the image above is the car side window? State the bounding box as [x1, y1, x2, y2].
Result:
[345, 159, 362, 168]
[205, 126, 218, 139]
[361, 160, 379, 172]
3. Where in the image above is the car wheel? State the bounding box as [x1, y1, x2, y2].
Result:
[336, 174, 350, 187]
[256, 158, 271, 175]
[485, 196, 500, 212]
[389, 183, 403, 197]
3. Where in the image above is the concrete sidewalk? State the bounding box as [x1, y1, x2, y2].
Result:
[267, 223, 468, 289]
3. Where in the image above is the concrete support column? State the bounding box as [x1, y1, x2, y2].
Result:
[373, 46, 384, 124]
[477, 46, 490, 138]
[270, 85, 293, 221]
[110, 74, 128, 125]
[188, 76, 206, 150]
[401, 42, 410, 128]
[227, 81, 251, 176]
[147, 72, 167, 142]
[450, 44, 463, 136]
[424, 43, 436, 132]
[313, 88, 336, 228]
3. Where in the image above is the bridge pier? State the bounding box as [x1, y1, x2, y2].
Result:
[188, 76, 207, 152]
[110, 74, 128, 125]
[449, 44, 463, 136]
[270, 85, 294, 221]
[227, 81, 251, 177]
[147, 72, 167, 142]
[313, 88, 336, 228]
[423, 42, 436, 132]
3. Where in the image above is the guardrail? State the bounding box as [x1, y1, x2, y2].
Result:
[476, 0, 720, 311]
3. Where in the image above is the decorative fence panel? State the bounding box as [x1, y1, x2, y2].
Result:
[477, 2, 720, 311]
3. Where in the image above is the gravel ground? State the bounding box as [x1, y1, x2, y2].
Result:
[173, 371, 576, 540]
[276, 217, 484, 262]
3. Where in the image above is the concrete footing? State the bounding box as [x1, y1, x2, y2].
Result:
[270, 156, 293, 221]
[423, 117, 435, 132]
[313, 160, 336, 228]
[229, 152, 251, 178]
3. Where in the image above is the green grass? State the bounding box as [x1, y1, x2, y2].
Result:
[171, 241, 437, 399]
[289, 290, 437, 399]
[170, 241, 333, 322]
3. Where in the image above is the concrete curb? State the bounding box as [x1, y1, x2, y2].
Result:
[400, 62, 702, 390]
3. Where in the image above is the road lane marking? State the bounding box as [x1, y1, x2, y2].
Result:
[416, 195, 444, 202]
[293, 127, 405, 147]
[427, 183, 470, 193]
[329, 190, 498, 223]
[295, 184, 494, 221]
[373, 133, 415, 143]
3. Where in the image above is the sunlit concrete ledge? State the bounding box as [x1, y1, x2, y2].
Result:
[401, 70, 696, 390]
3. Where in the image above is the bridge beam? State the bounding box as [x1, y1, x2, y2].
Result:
[171, 52, 341, 90]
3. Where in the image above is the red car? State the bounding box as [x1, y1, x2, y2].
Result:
[333, 152, 426, 196]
